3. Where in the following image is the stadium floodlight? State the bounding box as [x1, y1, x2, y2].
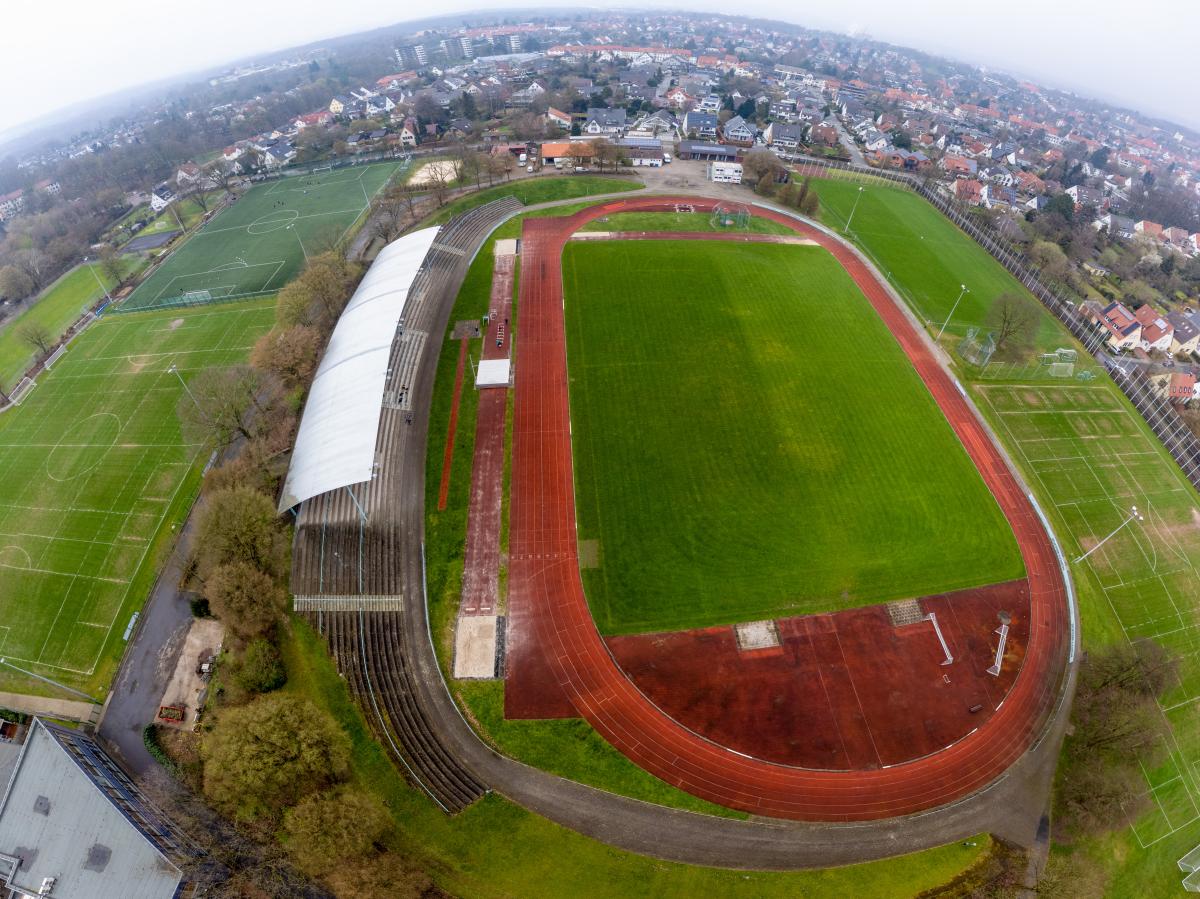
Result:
[81, 256, 113, 303]
[843, 185, 865, 233]
[1073, 505, 1145, 563]
[167, 363, 200, 409]
[936, 284, 969, 341]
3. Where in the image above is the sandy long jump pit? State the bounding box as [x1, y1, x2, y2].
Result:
[408, 160, 458, 186]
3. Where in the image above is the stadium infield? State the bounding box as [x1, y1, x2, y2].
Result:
[0, 300, 274, 696]
[119, 162, 399, 312]
[562, 238, 1024, 635]
[505, 196, 1070, 819]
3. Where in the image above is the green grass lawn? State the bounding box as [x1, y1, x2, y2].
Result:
[811, 178, 1065, 354]
[564, 240, 1023, 635]
[579, 210, 794, 235]
[279, 617, 993, 898]
[0, 261, 139, 390]
[0, 300, 274, 696]
[426, 175, 642, 225]
[119, 163, 399, 312]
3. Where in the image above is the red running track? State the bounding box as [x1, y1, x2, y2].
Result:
[508, 196, 1069, 820]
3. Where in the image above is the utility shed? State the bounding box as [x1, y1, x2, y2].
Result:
[0, 719, 188, 899]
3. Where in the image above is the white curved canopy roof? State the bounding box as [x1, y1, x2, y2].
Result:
[278, 227, 440, 511]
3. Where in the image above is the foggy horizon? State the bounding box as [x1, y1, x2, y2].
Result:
[2, 1, 1198, 145]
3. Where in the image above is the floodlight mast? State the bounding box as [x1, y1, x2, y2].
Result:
[167, 363, 200, 409]
[936, 284, 969, 340]
[843, 185, 865, 233]
[1073, 505, 1145, 563]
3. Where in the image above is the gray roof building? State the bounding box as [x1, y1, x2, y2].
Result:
[0, 719, 191, 899]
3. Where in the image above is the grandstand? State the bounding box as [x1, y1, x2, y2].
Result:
[283, 196, 522, 811]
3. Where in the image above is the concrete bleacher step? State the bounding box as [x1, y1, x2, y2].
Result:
[293, 595, 404, 612]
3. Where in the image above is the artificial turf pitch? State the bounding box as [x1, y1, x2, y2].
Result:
[562, 239, 1024, 635]
[119, 162, 399, 312]
[0, 300, 274, 694]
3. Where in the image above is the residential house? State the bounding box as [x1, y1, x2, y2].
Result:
[583, 107, 627, 136]
[398, 118, 419, 147]
[0, 189, 25, 221]
[175, 161, 201, 186]
[664, 86, 696, 109]
[545, 107, 571, 130]
[941, 154, 977, 177]
[328, 95, 354, 115]
[1135, 220, 1164, 239]
[1167, 311, 1200, 355]
[1155, 371, 1198, 404]
[720, 115, 756, 146]
[149, 183, 176, 212]
[954, 179, 984, 206]
[810, 122, 839, 147]
[696, 94, 722, 114]
[1164, 226, 1190, 247]
[682, 110, 719, 140]
[34, 179, 61, 196]
[1094, 213, 1136, 239]
[764, 122, 806, 153]
[861, 129, 888, 152]
[1086, 301, 1142, 350]
[1065, 184, 1103, 211]
[625, 145, 665, 166]
[1134, 304, 1174, 352]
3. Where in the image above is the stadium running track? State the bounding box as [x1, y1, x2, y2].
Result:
[509, 196, 1070, 821]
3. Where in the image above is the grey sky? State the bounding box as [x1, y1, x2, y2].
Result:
[3, 0, 1198, 140]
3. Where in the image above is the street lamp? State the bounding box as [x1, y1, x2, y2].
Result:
[844, 185, 865, 233]
[936, 284, 969, 340]
[1074, 505, 1145, 564]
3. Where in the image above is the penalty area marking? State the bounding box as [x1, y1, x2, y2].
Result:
[246, 209, 299, 234]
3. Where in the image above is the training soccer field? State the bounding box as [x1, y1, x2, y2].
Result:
[120, 162, 401, 312]
[0, 300, 274, 696]
[812, 177, 1065, 353]
[562, 240, 1024, 636]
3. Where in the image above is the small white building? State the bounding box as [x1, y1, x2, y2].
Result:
[708, 161, 743, 184]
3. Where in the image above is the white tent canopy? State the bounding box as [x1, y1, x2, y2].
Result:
[278, 227, 440, 511]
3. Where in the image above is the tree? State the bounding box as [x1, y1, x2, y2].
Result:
[741, 148, 781, 183]
[234, 639, 287, 693]
[282, 788, 392, 876]
[985, 292, 1039, 360]
[1030, 239, 1070, 281]
[18, 322, 53, 356]
[0, 265, 35, 300]
[754, 171, 775, 197]
[196, 486, 287, 578]
[276, 280, 317, 328]
[202, 694, 350, 820]
[97, 247, 124, 287]
[799, 189, 819, 218]
[325, 852, 433, 899]
[176, 364, 276, 449]
[251, 325, 321, 390]
[204, 562, 287, 640]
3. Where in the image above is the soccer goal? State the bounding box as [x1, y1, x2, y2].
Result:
[9, 377, 36, 405]
[181, 289, 214, 305]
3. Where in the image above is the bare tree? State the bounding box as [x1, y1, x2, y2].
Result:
[424, 164, 451, 206]
[176, 364, 278, 449]
[18, 322, 53, 356]
[97, 247, 124, 286]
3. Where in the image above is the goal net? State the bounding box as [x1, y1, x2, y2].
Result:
[10, 377, 36, 405]
[181, 289, 214, 305]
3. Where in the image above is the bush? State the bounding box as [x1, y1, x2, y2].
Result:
[234, 639, 287, 693]
[282, 788, 392, 876]
[143, 724, 180, 777]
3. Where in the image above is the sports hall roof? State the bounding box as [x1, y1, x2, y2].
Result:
[278, 227, 439, 511]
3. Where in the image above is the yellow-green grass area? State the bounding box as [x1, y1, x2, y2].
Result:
[422, 210, 744, 817]
[973, 379, 1200, 896]
[119, 163, 399, 312]
[0, 300, 274, 697]
[425, 175, 643, 225]
[564, 239, 1023, 635]
[280, 615, 994, 898]
[810, 177, 1066, 355]
[578, 210, 795, 234]
[0, 260, 140, 389]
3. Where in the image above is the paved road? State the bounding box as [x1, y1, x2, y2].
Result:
[380, 180, 1081, 866]
[98, 499, 202, 774]
[833, 118, 868, 166]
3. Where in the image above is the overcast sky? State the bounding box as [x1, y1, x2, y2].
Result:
[3, 0, 1198, 141]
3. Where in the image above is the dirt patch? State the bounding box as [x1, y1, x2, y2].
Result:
[1021, 390, 1042, 407]
[451, 320, 482, 340]
[409, 159, 457, 186]
[168, 318, 184, 331]
[578, 539, 600, 569]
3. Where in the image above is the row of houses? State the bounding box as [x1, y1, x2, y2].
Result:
[1083, 299, 1200, 356]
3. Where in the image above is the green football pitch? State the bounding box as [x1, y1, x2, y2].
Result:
[562, 239, 1024, 636]
[812, 176, 1065, 354]
[0, 300, 274, 695]
[119, 162, 401, 312]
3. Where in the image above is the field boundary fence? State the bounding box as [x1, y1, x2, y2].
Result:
[791, 152, 1200, 494]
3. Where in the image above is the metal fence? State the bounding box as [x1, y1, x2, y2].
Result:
[791, 153, 1200, 494]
